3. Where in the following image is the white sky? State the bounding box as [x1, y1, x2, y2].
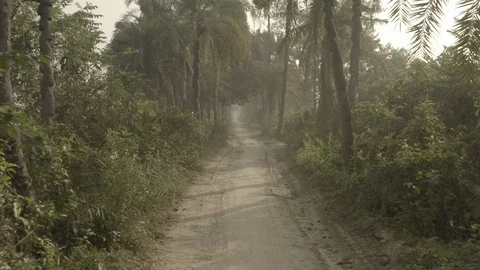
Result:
[68, 0, 459, 55]
[376, 0, 458, 55]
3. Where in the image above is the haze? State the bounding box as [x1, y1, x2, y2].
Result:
[68, 0, 457, 54]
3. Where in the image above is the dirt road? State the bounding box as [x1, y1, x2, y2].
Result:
[154, 119, 390, 269]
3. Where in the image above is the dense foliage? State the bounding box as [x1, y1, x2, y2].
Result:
[243, 0, 480, 268]
[1, 0, 480, 268]
[0, 0, 237, 268]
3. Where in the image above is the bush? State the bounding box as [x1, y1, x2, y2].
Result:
[286, 55, 480, 241]
[295, 135, 346, 183]
[282, 109, 316, 149]
[0, 98, 227, 268]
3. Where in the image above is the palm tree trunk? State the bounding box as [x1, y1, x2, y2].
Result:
[0, 0, 31, 197]
[266, 8, 275, 123]
[170, 78, 176, 108]
[348, 0, 361, 107]
[169, 76, 180, 108]
[323, 0, 354, 161]
[313, 54, 318, 112]
[37, 0, 55, 127]
[312, 1, 321, 113]
[213, 69, 219, 123]
[200, 77, 207, 121]
[317, 41, 334, 133]
[181, 60, 187, 111]
[192, 25, 201, 118]
[276, 0, 293, 135]
[206, 99, 211, 121]
[303, 53, 310, 107]
[267, 7, 271, 67]
[185, 60, 192, 111]
[211, 42, 219, 124]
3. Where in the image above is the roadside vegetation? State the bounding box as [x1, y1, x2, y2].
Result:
[0, 0, 246, 268]
[243, 0, 480, 269]
[1, 0, 480, 268]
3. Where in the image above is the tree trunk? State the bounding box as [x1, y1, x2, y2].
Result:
[169, 75, 180, 108]
[213, 69, 219, 123]
[312, 3, 321, 113]
[37, 0, 55, 127]
[276, 0, 293, 136]
[211, 42, 219, 124]
[313, 54, 318, 112]
[182, 60, 187, 111]
[266, 8, 275, 123]
[192, 24, 202, 118]
[323, 0, 354, 161]
[317, 41, 334, 134]
[303, 53, 310, 107]
[348, 0, 361, 107]
[206, 99, 211, 121]
[0, 0, 31, 197]
[200, 77, 207, 121]
[267, 7, 271, 67]
[185, 60, 192, 111]
[220, 103, 224, 119]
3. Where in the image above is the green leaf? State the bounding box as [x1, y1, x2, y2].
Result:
[14, 200, 22, 218]
[0, 56, 8, 72]
[38, 55, 52, 64]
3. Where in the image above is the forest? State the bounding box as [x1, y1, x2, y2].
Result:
[0, 0, 479, 269]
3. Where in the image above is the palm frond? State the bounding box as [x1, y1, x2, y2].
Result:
[408, 0, 449, 59]
[388, 0, 412, 30]
[452, 0, 480, 63]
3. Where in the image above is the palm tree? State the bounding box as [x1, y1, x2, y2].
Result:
[0, 0, 31, 197]
[125, 0, 164, 18]
[323, 0, 354, 161]
[117, 0, 191, 107]
[277, 0, 294, 135]
[389, 0, 480, 61]
[110, 18, 145, 73]
[292, 0, 323, 111]
[182, 0, 250, 118]
[252, 0, 276, 118]
[318, 38, 335, 134]
[348, 0, 361, 107]
[36, 0, 55, 127]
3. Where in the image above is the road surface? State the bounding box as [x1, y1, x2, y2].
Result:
[154, 118, 387, 269]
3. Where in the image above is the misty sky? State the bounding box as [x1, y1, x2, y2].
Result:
[69, 0, 458, 55]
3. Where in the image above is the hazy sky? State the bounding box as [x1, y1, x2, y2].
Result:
[69, 0, 458, 55]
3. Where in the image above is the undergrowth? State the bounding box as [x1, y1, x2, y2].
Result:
[0, 92, 229, 270]
[281, 56, 480, 269]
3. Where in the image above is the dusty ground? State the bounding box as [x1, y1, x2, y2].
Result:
[148, 119, 405, 270]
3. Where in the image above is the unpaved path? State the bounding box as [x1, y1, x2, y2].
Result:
[153, 120, 388, 270]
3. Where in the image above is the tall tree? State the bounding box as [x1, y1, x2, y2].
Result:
[317, 39, 335, 133]
[252, 0, 275, 118]
[184, 0, 250, 118]
[277, 0, 294, 135]
[0, 0, 31, 196]
[118, 0, 191, 108]
[37, 0, 55, 127]
[347, 0, 361, 107]
[210, 41, 220, 123]
[191, 16, 203, 116]
[323, 0, 353, 161]
[291, 0, 323, 110]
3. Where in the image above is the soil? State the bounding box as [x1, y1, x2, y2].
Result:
[145, 119, 408, 270]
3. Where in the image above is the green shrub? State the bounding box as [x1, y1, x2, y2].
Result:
[283, 109, 316, 149]
[0, 102, 226, 268]
[295, 135, 346, 183]
[288, 84, 480, 241]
